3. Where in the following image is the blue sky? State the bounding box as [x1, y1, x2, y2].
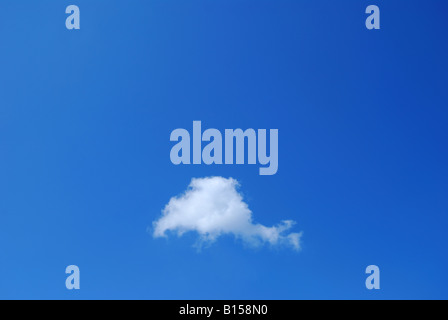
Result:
[0, 1, 447, 299]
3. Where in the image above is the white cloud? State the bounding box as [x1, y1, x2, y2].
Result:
[153, 176, 302, 250]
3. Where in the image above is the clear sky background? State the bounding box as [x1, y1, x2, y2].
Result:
[0, 1, 447, 299]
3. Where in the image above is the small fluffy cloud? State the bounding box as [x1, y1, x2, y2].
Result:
[153, 177, 302, 250]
